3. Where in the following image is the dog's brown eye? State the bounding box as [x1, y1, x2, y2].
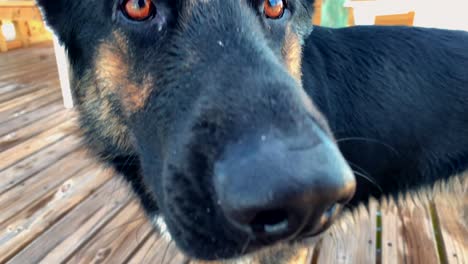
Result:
[264, 0, 285, 19]
[122, 0, 155, 21]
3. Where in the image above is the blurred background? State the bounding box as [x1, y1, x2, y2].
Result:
[1, 0, 468, 53]
[318, 0, 468, 30]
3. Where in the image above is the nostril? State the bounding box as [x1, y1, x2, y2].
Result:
[250, 210, 289, 234]
[324, 204, 338, 218]
[318, 203, 341, 230]
[337, 197, 350, 204]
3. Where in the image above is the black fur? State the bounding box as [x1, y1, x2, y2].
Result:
[303, 26, 468, 201]
[37, 0, 468, 261]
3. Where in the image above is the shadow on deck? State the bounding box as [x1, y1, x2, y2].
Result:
[0, 44, 466, 264]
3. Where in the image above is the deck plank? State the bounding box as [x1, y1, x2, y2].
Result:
[0, 63, 57, 85]
[9, 177, 131, 264]
[0, 87, 62, 123]
[0, 109, 72, 151]
[315, 213, 356, 264]
[0, 134, 82, 195]
[0, 77, 58, 103]
[66, 200, 150, 264]
[127, 231, 166, 264]
[433, 178, 468, 264]
[0, 83, 37, 103]
[0, 165, 114, 262]
[314, 199, 378, 264]
[380, 197, 406, 264]
[398, 195, 440, 264]
[0, 118, 78, 171]
[0, 85, 58, 113]
[0, 149, 94, 225]
[0, 100, 64, 137]
[127, 231, 187, 264]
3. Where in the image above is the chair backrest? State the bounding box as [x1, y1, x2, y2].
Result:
[374, 11, 415, 26]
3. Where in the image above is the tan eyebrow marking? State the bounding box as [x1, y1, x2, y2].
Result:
[282, 26, 303, 82]
[95, 31, 154, 114]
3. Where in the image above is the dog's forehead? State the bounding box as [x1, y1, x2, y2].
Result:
[179, 0, 236, 7]
[178, 0, 255, 11]
[183, 0, 244, 4]
[190, 0, 213, 3]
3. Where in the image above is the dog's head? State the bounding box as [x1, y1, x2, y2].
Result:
[38, 0, 356, 260]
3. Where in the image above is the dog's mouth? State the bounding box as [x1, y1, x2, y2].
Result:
[242, 203, 344, 246]
[295, 204, 343, 241]
[152, 182, 346, 259]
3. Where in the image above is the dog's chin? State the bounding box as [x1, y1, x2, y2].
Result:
[149, 214, 323, 264]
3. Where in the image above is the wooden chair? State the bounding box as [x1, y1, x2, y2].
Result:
[0, 1, 72, 108]
[374, 11, 415, 26]
[344, 0, 415, 26]
[312, 0, 322, 25]
[0, 1, 51, 51]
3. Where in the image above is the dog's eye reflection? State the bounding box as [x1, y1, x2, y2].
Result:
[264, 0, 286, 19]
[121, 0, 155, 21]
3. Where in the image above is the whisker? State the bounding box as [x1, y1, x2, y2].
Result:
[347, 161, 370, 177]
[336, 137, 399, 156]
[240, 237, 251, 256]
[353, 170, 383, 193]
[347, 161, 382, 193]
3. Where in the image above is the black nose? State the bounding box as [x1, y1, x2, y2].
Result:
[213, 124, 356, 243]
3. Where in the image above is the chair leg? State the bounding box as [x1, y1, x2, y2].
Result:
[13, 20, 30, 48]
[0, 20, 8, 52]
[52, 35, 74, 108]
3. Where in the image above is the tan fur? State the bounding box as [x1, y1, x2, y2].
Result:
[78, 71, 133, 153]
[95, 32, 153, 113]
[282, 26, 303, 82]
[95, 42, 127, 88]
[121, 77, 153, 112]
[76, 31, 155, 154]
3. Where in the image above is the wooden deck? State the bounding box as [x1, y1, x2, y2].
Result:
[0, 44, 466, 264]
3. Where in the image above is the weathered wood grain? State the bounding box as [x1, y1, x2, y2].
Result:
[0, 118, 78, 171]
[0, 166, 114, 262]
[0, 83, 47, 103]
[0, 109, 73, 151]
[66, 200, 150, 264]
[127, 231, 166, 264]
[9, 177, 131, 264]
[397, 194, 440, 264]
[0, 89, 62, 123]
[380, 197, 406, 264]
[0, 61, 56, 84]
[314, 199, 378, 264]
[0, 86, 57, 113]
[0, 134, 82, 195]
[0, 100, 64, 137]
[127, 230, 187, 264]
[433, 177, 468, 264]
[0, 148, 93, 224]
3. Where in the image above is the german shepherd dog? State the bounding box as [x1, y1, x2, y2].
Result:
[37, 0, 468, 262]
